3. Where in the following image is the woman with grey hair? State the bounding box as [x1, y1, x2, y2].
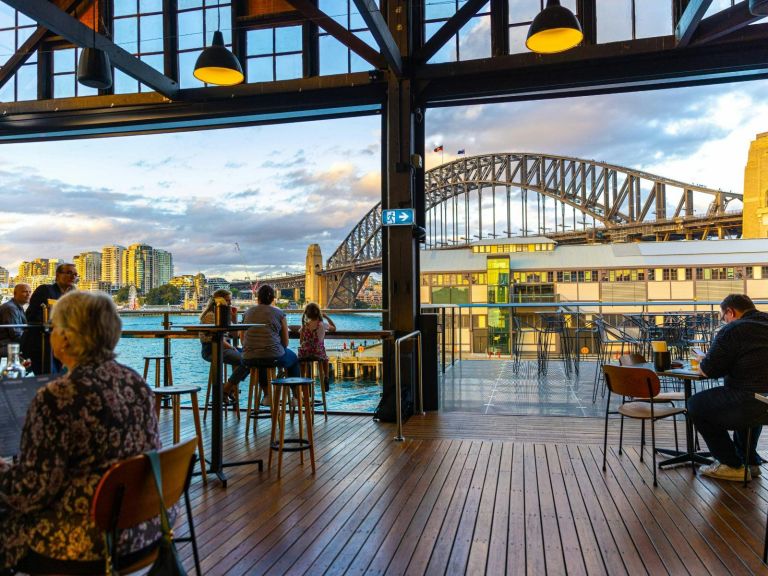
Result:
[0, 291, 162, 570]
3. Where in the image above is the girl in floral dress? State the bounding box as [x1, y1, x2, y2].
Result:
[298, 303, 336, 391]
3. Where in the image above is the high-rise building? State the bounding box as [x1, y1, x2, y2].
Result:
[123, 244, 154, 294]
[74, 251, 102, 283]
[18, 258, 59, 278]
[0, 266, 9, 287]
[101, 245, 125, 289]
[154, 249, 174, 287]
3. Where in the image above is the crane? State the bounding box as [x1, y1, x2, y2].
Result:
[234, 242, 257, 301]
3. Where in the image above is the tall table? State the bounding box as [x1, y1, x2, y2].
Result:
[654, 364, 712, 472]
[180, 323, 263, 487]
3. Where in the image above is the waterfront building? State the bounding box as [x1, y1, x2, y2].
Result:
[101, 245, 126, 289]
[154, 249, 174, 287]
[73, 251, 102, 284]
[421, 237, 768, 354]
[0, 266, 9, 287]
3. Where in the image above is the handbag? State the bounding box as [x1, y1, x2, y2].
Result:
[102, 450, 188, 576]
[145, 450, 188, 576]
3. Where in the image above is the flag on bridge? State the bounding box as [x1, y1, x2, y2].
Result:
[433, 145, 443, 153]
[457, 149, 465, 155]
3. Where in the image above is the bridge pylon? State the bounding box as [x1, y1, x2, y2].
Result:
[305, 244, 326, 306]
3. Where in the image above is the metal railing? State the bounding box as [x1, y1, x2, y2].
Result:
[394, 330, 423, 442]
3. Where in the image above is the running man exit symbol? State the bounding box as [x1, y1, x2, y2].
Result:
[382, 209, 414, 226]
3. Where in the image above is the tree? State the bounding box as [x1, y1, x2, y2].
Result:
[114, 286, 131, 303]
[144, 284, 181, 305]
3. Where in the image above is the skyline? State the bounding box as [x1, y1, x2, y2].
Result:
[0, 78, 765, 279]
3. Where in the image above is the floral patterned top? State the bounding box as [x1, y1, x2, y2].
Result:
[0, 360, 161, 568]
[298, 320, 329, 360]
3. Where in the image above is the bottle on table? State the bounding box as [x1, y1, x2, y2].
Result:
[2, 343, 26, 379]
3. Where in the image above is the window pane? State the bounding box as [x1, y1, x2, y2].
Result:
[140, 0, 164, 12]
[276, 26, 302, 53]
[248, 29, 273, 56]
[140, 14, 164, 53]
[54, 48, 75, 73]
[17, 65, 36, 100]
[178, 0, 204, 9]
[319, 0, 348, 27]
[353, 29, 376, 50]
[248, 56, 273, 82]
[17, 12, 34, 27]
[351, 1, 378, 30]
[18, 25, 35, 46]
[426, 23, 455, 63]
[114, 0, 138, 17]
[350, 50, 369, 72]
[113, 69, 140, 94]
[206, 7, 231, 44]
[508, 24, 528, 54]
[114, 18, 139, 52]
[179, 49, 204, 88]
[54, 75, 75, 98]
[275, 53, 302, 80]
[0, 77, 13, 102]
[426, 0, 456, 20]
[597, 0, 632, 43]
[459, 14, 490, 60]
[636, 0, 672, 39]
[0, 4, 15, 29]
[178, 10, 204, 50]
[0, 30, 13, 56]
[319, 35, 347, 75]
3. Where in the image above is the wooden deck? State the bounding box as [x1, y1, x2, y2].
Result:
[164, 410, 768, 575]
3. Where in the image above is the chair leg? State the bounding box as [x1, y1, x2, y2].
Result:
[619, 415, 625, 456]
[190, 392, 207, 485]
[245, 370, 256, 437]
[640, 421, 645, 462]
[745, 427, 752, 487]
[603, 395, 610, 472]
[673, 414, 679, 453]
[203, 365, 212, 421]
[183, 488, 202, 576]
[651, 418, 658, 487]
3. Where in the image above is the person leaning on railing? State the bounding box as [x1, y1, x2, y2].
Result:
[0, 291, 165, 571]
[688, 294, 768, 481]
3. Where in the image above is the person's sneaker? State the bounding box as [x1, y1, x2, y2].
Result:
[699, 461, 748, 482]
[750, 464, 762, 478]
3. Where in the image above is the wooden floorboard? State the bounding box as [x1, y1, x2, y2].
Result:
[151, 409, 768, 575]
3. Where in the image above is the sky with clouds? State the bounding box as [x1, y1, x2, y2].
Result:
[0, 76, 765, 280]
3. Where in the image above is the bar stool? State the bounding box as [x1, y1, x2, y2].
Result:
[203, 362, 234, 421]
[151, 384, 207, 484]
[143, 355, 173, 388]
[299, 356, 328, 421]
[269, 377, 315, 478]
[244, 359, 280, 437]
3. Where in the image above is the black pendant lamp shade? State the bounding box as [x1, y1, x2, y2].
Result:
[77, 46, 113, 89]
[193, 30, 244, 86]
[526, 0, 583, 54]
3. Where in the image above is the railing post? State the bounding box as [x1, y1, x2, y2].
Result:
[162, 311, 172, 387]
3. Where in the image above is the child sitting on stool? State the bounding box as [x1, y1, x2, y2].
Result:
[298, 303, 336, 391]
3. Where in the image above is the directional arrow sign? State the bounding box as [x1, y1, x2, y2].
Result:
[382, 208, 415, 226]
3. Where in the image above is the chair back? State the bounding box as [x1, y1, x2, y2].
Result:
[602, 365, 660, 399]
[618, 353, 646, 366]
[91, 438, 197, 531]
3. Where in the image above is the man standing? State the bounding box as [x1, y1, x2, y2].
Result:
[688, 294, 768, 481]
[21, 263, 78, 375]
[0, 283, 31, 357]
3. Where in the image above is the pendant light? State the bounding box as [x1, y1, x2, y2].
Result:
[526, 0, 583, 54]
[77, 2, 112, 89]
[193, 5, 244, 86]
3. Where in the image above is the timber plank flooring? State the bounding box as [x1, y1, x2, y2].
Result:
[154, 410, 768, 575]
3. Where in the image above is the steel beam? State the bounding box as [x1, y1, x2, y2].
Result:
[414, 0, 488, 65]
[690, 1, 766, 45]
[351, 0, 402, 76]
[3, 0, 179, 98]
[676, 0, 714, 47]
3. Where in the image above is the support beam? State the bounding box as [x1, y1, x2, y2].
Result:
[351, 0, 402, 76]
[0, 0, 85, 90]
[676, 0, 714, 47]
[283, 0, 386, 70]
[414, 0, 488, 64]
[690, 1, 767, 45]
[3, 0, 179, 98]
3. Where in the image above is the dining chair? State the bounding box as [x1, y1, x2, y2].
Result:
[602, 365, 686, 486]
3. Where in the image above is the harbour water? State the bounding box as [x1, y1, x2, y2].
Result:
[116, 312, 383, 413]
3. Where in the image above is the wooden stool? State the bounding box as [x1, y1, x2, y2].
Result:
[152, 384, 207, 484]
[244, 359, 280, 437]
[203, 362, 234, 421]
[269, 377, 315, 478]
[143, 355, 173, 388]
[299, 356, 328, 421]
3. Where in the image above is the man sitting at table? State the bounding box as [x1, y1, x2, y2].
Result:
[0, 283, 31, 358]
[688, 294, 768, 481]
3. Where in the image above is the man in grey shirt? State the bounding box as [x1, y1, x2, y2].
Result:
[0, 283, 31, 358]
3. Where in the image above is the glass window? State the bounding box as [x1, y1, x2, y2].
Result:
[176, 2, 233, 89]
[597, 0, 632, 43]
[425, 0, 491, 63]
[246, 26, 303, 82]
[319, 0, 377, 74]
[114, 0, 168, 94]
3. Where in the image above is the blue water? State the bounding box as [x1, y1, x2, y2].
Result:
[115, 312, 383, 412]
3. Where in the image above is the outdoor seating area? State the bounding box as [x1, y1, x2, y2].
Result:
[159, 409, 768, 575]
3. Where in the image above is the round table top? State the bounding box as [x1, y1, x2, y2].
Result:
[271, 377, 314, 386]
[150, 384, 201, 395]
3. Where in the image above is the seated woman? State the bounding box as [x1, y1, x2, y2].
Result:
[199, 288, 249, 402]
[242, 284, 300, 405]
[0, 291, 162, 570]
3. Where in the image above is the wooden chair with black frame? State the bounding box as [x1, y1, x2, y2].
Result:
[602, 365, 687, 486]
[17, 438, 201, 576]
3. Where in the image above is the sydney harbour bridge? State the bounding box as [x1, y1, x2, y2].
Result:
[264, 152, 743, 308]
